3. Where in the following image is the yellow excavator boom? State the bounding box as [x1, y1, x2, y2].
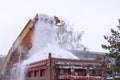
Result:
[0, 14, 62, 80]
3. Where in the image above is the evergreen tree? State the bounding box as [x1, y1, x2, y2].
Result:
[102, 19, 120, 73]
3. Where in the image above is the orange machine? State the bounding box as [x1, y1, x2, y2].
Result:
[0, 15, 38, 80]
[0, 14, 62, 80]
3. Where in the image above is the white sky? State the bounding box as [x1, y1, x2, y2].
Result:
[0, 0, 120, 55]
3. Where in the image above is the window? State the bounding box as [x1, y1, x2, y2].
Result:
[28, 71, 33, 77]
[34, 70, 39, 77]
[74, 69, 86, 76]
[64, 69, 71, 75]
[40, 69, 45, 77]
[95, 70, 101, 76]
[89, 70, 95, 76]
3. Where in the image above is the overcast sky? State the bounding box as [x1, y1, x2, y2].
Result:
[0, 0, 120, 55]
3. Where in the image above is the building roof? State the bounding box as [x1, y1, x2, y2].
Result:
[70, 50, 105, 60]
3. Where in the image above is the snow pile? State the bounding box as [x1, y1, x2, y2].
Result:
[25, 44, 78, 64]
[25, 14, 79, 64]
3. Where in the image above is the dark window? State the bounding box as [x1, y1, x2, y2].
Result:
[59, 69, 64, 75]
[34, 70, 39, 77]
[28, 71, 33, 77]
[40, 69, 45, 77]
[64, 69, 71, 75]
[89, 70, 95, 76]
[74, 69, 86, 76]
[95, 70, 101, 76]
